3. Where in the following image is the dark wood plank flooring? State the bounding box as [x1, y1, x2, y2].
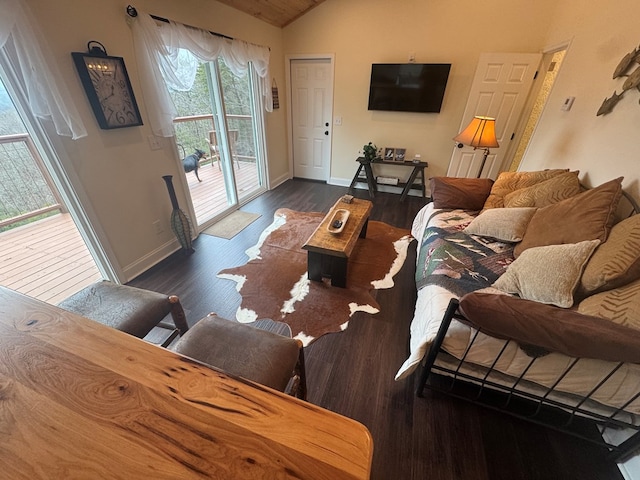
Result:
[129, 179, 624, 480]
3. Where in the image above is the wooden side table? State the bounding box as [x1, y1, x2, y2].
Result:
[349, 156, 428, 201]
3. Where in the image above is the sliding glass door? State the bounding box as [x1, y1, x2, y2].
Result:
[169, 53, 267, 230]
[209, 58, 265, 205]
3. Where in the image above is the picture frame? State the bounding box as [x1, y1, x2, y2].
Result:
[71, 50, 143, 130]
[394, 148, 407, 162]
[383, 147, 395, 161]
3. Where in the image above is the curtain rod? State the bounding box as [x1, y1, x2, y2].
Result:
[126, 5, 234, 41]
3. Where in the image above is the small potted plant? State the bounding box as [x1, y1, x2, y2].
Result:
[362, 142, 378, 162]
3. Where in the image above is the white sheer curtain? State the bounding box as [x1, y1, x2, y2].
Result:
[0, 0, 87, 139]
[128, 11, 272, 138]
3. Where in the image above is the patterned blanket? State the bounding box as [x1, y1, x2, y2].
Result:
[415, 210, 514, 297]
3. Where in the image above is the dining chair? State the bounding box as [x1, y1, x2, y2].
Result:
[171, 313, 307, 400]
[57, 280, 189, 347]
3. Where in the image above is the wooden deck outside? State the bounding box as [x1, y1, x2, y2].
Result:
[184, 158, 263, 226]
[0, 158, 263, 305]
[0, 213, 102, 305]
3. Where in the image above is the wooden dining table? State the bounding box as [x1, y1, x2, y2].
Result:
[0, 286, 373, 479]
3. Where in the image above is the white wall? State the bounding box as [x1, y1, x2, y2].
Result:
[283, 0, 559, 183]
[282, 0, 640, 207]
[520, 0, 640, 200]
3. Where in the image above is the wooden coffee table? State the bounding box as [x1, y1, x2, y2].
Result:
[302, 197, 373, 287]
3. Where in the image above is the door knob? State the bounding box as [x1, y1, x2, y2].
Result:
[325, 122, 329, 127]
[324, 131, 329, 135]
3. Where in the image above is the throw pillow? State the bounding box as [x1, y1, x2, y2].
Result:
[430, 177, 494, 210]
[578, 214, 640, 297]
[482, 169, 569, 210]
[503, 171, 581, 208]
[464, 207, 537, 242]
[513, 177, 623, 258]
[577, 278, 640, 332]
[493, 240, 600, 308]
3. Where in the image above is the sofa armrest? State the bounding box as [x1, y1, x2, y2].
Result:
[459, 292, 640, 364]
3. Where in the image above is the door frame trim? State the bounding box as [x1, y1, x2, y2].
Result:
[285, 54, 335, 180]
[509, 39, 572, 172]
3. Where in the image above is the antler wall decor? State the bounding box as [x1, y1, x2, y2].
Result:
[597, 43, 640, 115]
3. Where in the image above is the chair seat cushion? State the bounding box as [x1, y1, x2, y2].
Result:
[57, 281, 172, 338]
[171, 314, 300, 392]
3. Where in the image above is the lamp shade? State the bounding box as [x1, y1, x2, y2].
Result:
[453, 116, 499, 148]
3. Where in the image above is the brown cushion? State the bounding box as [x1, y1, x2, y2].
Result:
[578, 214, 640, 297]
[503, 171, 581, 208]
[459, 292, 640, 363]
[57, 280, 172, 338]
[513, 177, 623, 258]
[577, 278, 640, 331]
[171, 314, 300, 392]
[493, 240, 599, 308]
[482, 169, 569, 210]
[430, 177, 494, 210]
[464, 207, 537, 242]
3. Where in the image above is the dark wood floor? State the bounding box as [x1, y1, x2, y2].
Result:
[129, 179, 624, 480]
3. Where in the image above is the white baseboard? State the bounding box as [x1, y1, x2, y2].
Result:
[122, 238, 180, 282]
[270, 172, 291, 190]
[123, 172, 292, 283]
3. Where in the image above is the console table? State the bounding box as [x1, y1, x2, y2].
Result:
[348, 156, 427, 201]
[0, 286, 373, 479]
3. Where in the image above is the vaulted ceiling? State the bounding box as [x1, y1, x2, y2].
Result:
[214, 0, 326, 28]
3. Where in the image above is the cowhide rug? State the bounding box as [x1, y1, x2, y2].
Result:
[218, 208, 412, 346]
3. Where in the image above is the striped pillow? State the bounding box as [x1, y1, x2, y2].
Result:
[503, 171, 581, 208]
[578, 278, 640, 332]
[578, 213, 640, 296]
[482, 169, 569, 210]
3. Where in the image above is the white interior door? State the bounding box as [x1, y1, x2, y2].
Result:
[447, 52, 542, 179]
[290, 58, 333, 181]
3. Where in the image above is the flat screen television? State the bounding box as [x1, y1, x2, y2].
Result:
[367, 63, 451, 113]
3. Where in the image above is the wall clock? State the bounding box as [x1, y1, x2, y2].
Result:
[72, 41, 143, 130]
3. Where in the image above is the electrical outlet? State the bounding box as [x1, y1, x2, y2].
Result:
[561, 96, 575, 111]
[334, 116, 343, 126]
[148, 135, 163, 150]
[153, 220, 163, 234]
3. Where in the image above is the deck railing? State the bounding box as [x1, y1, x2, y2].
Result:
[0, 116, 255, 231]
[0, 133, 64, 231]
[172, 113, 256, 162]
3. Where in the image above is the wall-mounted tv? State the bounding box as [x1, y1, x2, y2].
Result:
[367, 63, 451, 113]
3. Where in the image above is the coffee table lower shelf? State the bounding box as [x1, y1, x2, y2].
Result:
[302, 198, 373, 288]
[307, 251, 350, 288]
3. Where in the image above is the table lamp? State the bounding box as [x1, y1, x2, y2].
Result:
[453, 116, 499, 178]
